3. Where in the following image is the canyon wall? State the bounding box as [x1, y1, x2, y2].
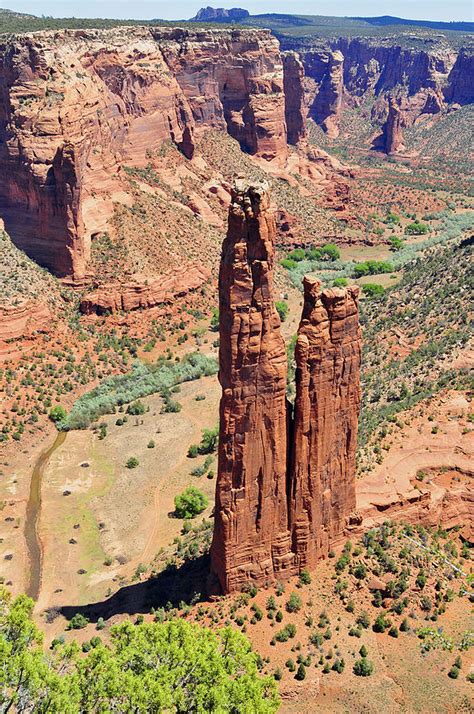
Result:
[210, 182, 361, 593]
[0, 26, 297, 278]
[282, 35, 472, 148]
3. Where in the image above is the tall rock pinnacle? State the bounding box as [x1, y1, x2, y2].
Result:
[211, 183, 361, 594]
[210, 180, 294, 594]
[290, 278, 361, 568]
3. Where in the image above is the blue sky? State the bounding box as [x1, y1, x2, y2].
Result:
[4, 1, 473, 22]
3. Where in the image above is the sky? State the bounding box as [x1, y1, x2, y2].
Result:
[3, 1, 473, 22]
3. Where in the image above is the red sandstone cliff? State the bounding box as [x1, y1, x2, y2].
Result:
[210, 180, 294, 593]
[283, 52, 307, 144]
[211, 183, 361, 593]
[290, 278, 361, 569]
[382, 94, 406, 154]
[283, 35, 466, 151]
[0, 27, 292, 279]
[311, 50, 344, 138]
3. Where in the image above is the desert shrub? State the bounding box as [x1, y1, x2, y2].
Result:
[63, 353, 217, 430]
[333, 277, 348, 287]
[405, 221, 429, 235]
[174, 487, 208, 519]
[126, 400, 146, 415]
[275, 301, 289, 322]
[48, 405, 67, 425]
[67, 613, 89, 630]
[287, 248, 306, 262]
[353, 658, 374, 676]
[353, 260, 393, 278]
[320, 244, 340, 260]
[286, 592, 302, 613]
[295, 663, 306, 681]
[362, 283, 385, 298]
[125, 457, 139, 469]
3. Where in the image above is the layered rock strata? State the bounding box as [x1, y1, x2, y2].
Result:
[290, 278, 361, 569]
[383, 94, 406, 154]
[311, 50, 344, 138]
[210, 180, 295, 594]
[211, 183, 361, 593]
[282, 52, 307, 144]
[0, 26, 295, 278]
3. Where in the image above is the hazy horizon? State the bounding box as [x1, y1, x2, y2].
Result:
[2, 1, 473, 23]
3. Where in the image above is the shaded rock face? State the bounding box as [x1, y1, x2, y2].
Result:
[383, 94, 406, 154]
[290, 278, 361, 569]
[80, 264, 210, 315]
[0, 26, 289, 278]
[311, 51, 344, 138]
[211, 184, 361, 593]
[283, 35, 470, 151]
[210, 181, 294, 594]
[283, 52, 307, 144]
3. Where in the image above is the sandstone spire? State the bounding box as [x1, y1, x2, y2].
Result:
[289, 278, 361, 568]
[210, 180, 294, 593]
[211, 184, 361, 594]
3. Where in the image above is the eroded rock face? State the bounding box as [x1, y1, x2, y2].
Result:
[311, 51, 344, 138]
[211, 184, 361, 593]
[210, 180, 294, 593]
[383, 94, 406, 154]
[79, 264, 210, 315]
[290, 278, 361, 568]
[283, 52, 307, 144]
[0, 27, 289, 278]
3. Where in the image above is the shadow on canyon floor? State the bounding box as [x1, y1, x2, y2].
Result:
[60, 555, 212, 623]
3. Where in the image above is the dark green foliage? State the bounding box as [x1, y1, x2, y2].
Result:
[125, 457, 139, 469]
[286, 592, 302, 613]
[275, 301, 289, 322]
[362, 283, 385, 298]
[174, 487, 208, 519]
[353, 658, 374, 676]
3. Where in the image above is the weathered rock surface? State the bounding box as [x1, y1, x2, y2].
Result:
[80, 264, 210, 315]
[211, 183, 361, 593]
[0, 301, 53, 361]
[210, 180, 294, 593]
[311, 50, 344, 138]
[0, 26, 290, 278]
[283, 34, 470, 150]
[383, 94, 406, 154]
[283, 52, 307, 144]
[290, 278, 361, 568]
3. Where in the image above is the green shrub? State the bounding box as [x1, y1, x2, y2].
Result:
[126, 457, 139, 469]
[362, 283, 385, 298]
[321, 244, 340, 261]
[286, 592, 302, 613]
[49, 405, 67, 425]
[288, 248, 305, 262]
[353, 260, 393, 278]
[405, 221, 429, 235]
[281, 258, 297, 270]
[353, 658, 374, 676]
[126, 400, 146, 415]
[174, 487, 208, 519]
[333, 277, 348, 287]
[295, 663, 306, 681]
[67, 613, 89, 630]
[275, 301, 289, 322]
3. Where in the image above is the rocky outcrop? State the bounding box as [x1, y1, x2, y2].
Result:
[311, 51, 344, 138]
[0, 301, 52, 362]
[290, 278, 361, 569]
[444, 49, 474, 105]
[0, 26, 289, 278]
[283, 52, 307, 144]
[210, 180, 295, 593]
[383, 94, 406, 154]
[282, 35, 470, 148]
[191, 7, 250, 22]
[210, 183, 361, 593]
[80, 264, 210, 315]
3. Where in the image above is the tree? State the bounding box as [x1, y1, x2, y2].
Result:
[362, 283, 385, 298]
[285, 592, 302, 613]
[174, 486, 208, 519]
[359, 644, 368, 658]
[49, 405, 67, 425]
[295, 663, 306, 680]
[353, 658, 374, 676]
[321, 243, 340, 261]
[0, 590, 280, 712]
[275, 301, 289, 322]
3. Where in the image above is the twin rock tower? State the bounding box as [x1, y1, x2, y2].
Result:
[209, 181, 361, 594]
